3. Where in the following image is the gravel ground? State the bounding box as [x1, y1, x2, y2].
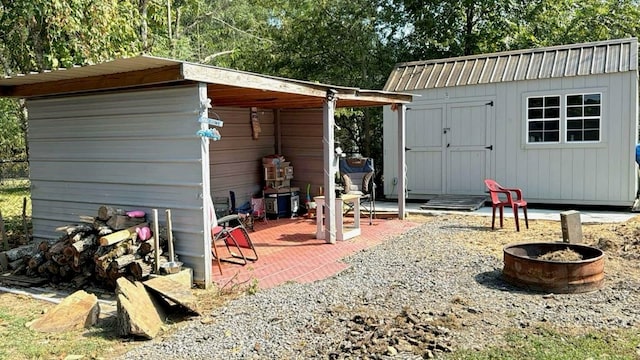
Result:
[120, 216, 640, 359]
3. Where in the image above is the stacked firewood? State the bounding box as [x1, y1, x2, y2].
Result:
[12, 206, 171, 289]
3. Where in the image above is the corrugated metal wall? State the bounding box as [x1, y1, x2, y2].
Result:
[384, 71, 638, 205]
[27, 85, 213, 282]
[208, 107, 276, 206]
[279, 109, 324, 198]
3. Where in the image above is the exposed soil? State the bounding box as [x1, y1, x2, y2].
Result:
[406, 212, 640, 285]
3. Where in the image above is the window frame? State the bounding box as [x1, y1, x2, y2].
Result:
[564, 92, 602, 144]
[525, 95, 561, 144]
[523, 89, 605, 148]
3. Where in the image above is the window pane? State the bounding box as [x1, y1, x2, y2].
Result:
[544, 108, 559, 118]
[567, 119, 583, 129]
[545, 120, 559, 131]
[529, 121, 543, 131]
[567, 95, 583, 105]
[584, 93, 600, 104]
[545, 131, 559, 142]
[529, 132, 543, 142]
[584, 130, 599, 141]
[545, 96, 560, 107]
[566, 107, 582, 117]
[528, 97, 543, 107]
[584, 118, 599, 129]
[528, 109, 543, 119]
[567, 131, 582, 142]
[584, 106, 600, 116]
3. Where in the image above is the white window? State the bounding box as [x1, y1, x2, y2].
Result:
[526, 92, 602, 144]
[566, 93, 601, 142]
[527, 95, 560, 143]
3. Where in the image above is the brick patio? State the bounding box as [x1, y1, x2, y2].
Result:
[211, 216, 420, 289]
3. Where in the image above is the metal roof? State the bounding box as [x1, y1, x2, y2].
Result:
[0, 55, 412, 108]
[384, 38, 638, 92]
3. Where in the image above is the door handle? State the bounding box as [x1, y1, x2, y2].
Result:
[485, 145, 493, 150]
[447, 143, 450, 148]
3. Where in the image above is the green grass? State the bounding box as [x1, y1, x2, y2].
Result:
[0, 178, 31, 218]
[446, 326, 640, 360]
[0, 300, 129, 360]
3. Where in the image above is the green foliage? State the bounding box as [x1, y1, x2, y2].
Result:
[0, 99, 24, 160]
[0, 0, 142, 74]
[509, 0, 640, 48]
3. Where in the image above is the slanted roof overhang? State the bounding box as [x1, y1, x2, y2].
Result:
[0, 55, 412, 108]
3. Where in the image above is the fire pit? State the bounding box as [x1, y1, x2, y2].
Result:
[502, 242, 605, 293]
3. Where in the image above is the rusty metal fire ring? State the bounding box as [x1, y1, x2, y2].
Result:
[502, 242, 605, 294]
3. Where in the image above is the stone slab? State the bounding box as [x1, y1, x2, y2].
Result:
[143, 276, 199, 315]
[561, 210, 582, 244]
[28, 290, 99, 332]
[116, 277, 163, 339]
[148, 267, 193, 288]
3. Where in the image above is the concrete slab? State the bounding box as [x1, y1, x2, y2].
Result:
[376, 201, 637, 223]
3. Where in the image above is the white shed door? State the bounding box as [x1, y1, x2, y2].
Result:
[445, 101, 492, 195]
[405, 106, 444, 195]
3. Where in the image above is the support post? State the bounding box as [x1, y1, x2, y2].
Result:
[397, 104, 407, 219]
[323, 90, 338, 244]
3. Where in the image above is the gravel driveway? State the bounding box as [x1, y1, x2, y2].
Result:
[120, 216, 640, 359]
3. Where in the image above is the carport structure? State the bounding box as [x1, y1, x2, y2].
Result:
[0, 56, 412, 286]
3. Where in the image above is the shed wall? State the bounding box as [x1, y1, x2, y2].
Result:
[384, 71, 638, 205]
[279, 109, 324, 197]
[27, 86, 211, 282]
[208, 107, 275, 206]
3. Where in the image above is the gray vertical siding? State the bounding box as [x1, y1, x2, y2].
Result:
[279, 109, 324, 197]
[208, 107, 276, 206]
[384, 71, 638, 205]
[27, 85, 212, 282]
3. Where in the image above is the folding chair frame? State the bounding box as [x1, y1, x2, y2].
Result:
[211, 214, 258, 270]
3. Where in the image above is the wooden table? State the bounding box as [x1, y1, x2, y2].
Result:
[314, 194, 361, 241]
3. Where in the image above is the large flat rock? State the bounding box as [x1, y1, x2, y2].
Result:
[116, 277, 163, 339]
[29, 290, 99, 332]
[143, 276, 199, 315]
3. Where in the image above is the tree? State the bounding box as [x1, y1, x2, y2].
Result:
[508, 0, 640, 48]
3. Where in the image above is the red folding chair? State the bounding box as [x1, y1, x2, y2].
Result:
[211, 214, 258, 269]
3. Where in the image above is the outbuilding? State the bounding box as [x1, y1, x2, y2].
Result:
[0, 56, 412, 286]
[383, 38, 638, 206]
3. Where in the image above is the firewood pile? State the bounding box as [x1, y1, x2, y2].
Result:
[3, 206, 173, 289]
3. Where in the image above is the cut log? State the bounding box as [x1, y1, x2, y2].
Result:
[38, 260, 52, 274]
[97, 206, 126, 221]
[71, 234, 97, 254]
[99, 223, 148, 247]
[96, 243, 130, 263]
[71, 274, 90, 288]
[107, 215, 145, 231]
[37, 241, 50, 253]
[58, 264, 73, 279]
[3, 244, 34, 262]
[48, 241, 67, 256]
[110, 254, 137, 270]
[55, 223, 94, 236]
[128, 260, 153, 280]
[28, 253, 45, 269]
[9, 258, 24, 270]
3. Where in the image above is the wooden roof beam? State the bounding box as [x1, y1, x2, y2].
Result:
[2, 65, 184, 98]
